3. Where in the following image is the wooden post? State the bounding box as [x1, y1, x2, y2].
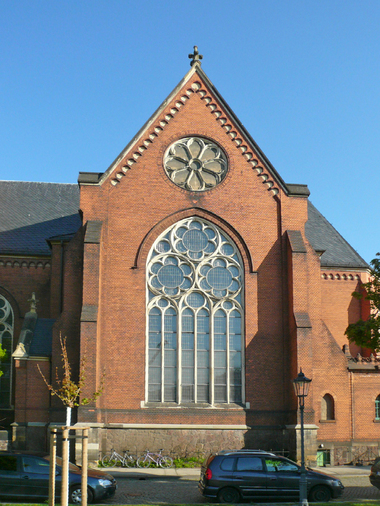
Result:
[82, 428, 88, 506]
[61, 427, 69, 506]
[48, 428, 57, 506]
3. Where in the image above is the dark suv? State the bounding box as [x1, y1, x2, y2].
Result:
[199, 450, 344, 503]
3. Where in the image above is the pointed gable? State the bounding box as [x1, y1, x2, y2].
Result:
[78, 63, 290, 200]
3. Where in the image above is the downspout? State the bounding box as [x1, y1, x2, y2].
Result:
[350, 371, 355, 442]
[60, 240, 64, 314]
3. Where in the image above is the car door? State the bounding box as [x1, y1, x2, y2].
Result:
[0, 454, 21, 497]
[233, 456, 268, 498]
[20, 455, 51, 498]
[264, 457, 300, 498]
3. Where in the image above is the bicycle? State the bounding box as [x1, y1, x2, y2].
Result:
[101, 448, 136, 467]
[137, 449, 173, 468]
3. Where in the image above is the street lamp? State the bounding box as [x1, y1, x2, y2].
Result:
[293, 369, 312, 506]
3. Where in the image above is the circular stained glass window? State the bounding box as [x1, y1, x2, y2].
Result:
[164, 137, 228, 192]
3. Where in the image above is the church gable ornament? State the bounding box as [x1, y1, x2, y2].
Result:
[164, 137, 228, 192]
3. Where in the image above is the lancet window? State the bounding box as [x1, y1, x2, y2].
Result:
[146, 217, 244, 405]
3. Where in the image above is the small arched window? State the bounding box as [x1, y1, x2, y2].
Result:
[375, 395, 380, 420]
[321, 393, 335, 421]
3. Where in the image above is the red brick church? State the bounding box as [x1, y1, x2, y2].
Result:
[1, 49, 377, 465]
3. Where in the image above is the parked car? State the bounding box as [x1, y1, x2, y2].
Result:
[0, 452, 117, 504]
[199, 450, 344, 503]
[369, 456, 380, 490]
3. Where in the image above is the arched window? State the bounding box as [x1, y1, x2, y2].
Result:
[321, 393, 335, 421]
[375, 395, 380, 420]
[0, 295, 14, 408]
[146, 217, 244, 405]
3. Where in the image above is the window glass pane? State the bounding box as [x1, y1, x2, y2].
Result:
[164, 385, 176, 402]
[197, 369, 209, 383]
[197, 335, 209, 350]
[182, 385, 194, 402]
[230, 386, 242, 403]
[149, 334, 161, 348]
[376, 396, 380, 419]
[230, 351, 241, 368]
[22, 457, 49, 474]
[214, 351, 226, 367]
[0, 455, 17, 471]
[182, 334, 194, 349]
[149, 368, 161, 383]
[149, 350, 161, 366]
[197, 351, 209, 367]
[182, 369, 194, 383]
[197, 385, 209, 402]
[164, 333, 176, 349]
[164, 368, 176, 383]
[215, 385, 227, 403]
[215, 371, 227, 384]
[182, 350, 194, 366]
[148, 384, 161, 402]
[221, 457, 235, 471]
[230, 367, 241, 383]
[237, 457, 263, 471]
[215, 335, 226, 350]
[165, 350, 176, 366]
[229, 335, 241, 351]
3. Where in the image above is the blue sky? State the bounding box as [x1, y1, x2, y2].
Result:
[1, 1, 379, 264]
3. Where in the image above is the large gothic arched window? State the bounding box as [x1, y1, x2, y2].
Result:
[0, 295, 14, 408]
[146, 217, 244, 405]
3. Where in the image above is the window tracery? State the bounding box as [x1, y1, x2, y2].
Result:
[147, 218, 244, 405]
[0, 295, 13, 408]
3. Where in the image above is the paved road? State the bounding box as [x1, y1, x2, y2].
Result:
[102, 467, 380, 504]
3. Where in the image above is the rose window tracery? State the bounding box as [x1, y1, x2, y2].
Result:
[164, 137, 228, 192]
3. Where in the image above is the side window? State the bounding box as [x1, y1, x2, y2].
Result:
[0, 455, 17, 471]
[220, 457, 235, 471]
[321, 394, 335, 420]
[236, 456, 263, 471]
[375, 395, 380, 420]
[265, 458, 298, 472]
[22, 456, 50, 474]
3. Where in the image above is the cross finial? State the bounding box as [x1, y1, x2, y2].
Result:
[188, 46, 203, 67]
[28, 292, 38, 313]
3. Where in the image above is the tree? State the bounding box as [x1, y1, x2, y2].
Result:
[0, 344, 6, 377]
[38, 334, 105, 425]
[345, 253, 380, 351]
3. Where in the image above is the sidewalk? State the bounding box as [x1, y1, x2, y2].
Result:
[104, 464, 372, 480]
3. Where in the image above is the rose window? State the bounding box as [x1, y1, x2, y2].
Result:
[164, 137, 228, 192]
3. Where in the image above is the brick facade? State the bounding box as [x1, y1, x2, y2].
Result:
[2, 61, 378, 465]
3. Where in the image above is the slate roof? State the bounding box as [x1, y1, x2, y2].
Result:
[305, 200, 368, 269]
[0, 181, 367, 269]
[0, 181, 81, 256]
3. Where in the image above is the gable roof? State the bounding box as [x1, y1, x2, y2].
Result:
[305, 200, 368, 269]
[78, 63, 292, 195]
[0, 181, 81, 256]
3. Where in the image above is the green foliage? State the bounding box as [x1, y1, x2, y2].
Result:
[0, 343, 7, 378]
[38, 334, 105, 408]
[345, 253, 380, 351]
[172, 456, 204, 468]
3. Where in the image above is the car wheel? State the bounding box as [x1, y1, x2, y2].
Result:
[69, 484, 94, 505]
[309, 485, 331, 502]
[217, 487, 240, 503]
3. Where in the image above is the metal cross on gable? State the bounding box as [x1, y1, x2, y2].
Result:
[189, 46, 203, 66]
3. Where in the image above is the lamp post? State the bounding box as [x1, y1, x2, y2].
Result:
[293, 369, 312, 506]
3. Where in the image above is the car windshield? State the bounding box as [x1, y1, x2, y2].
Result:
[43, 455, 80, 471]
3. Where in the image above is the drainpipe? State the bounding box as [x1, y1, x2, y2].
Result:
[60, 241, 64, 313]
